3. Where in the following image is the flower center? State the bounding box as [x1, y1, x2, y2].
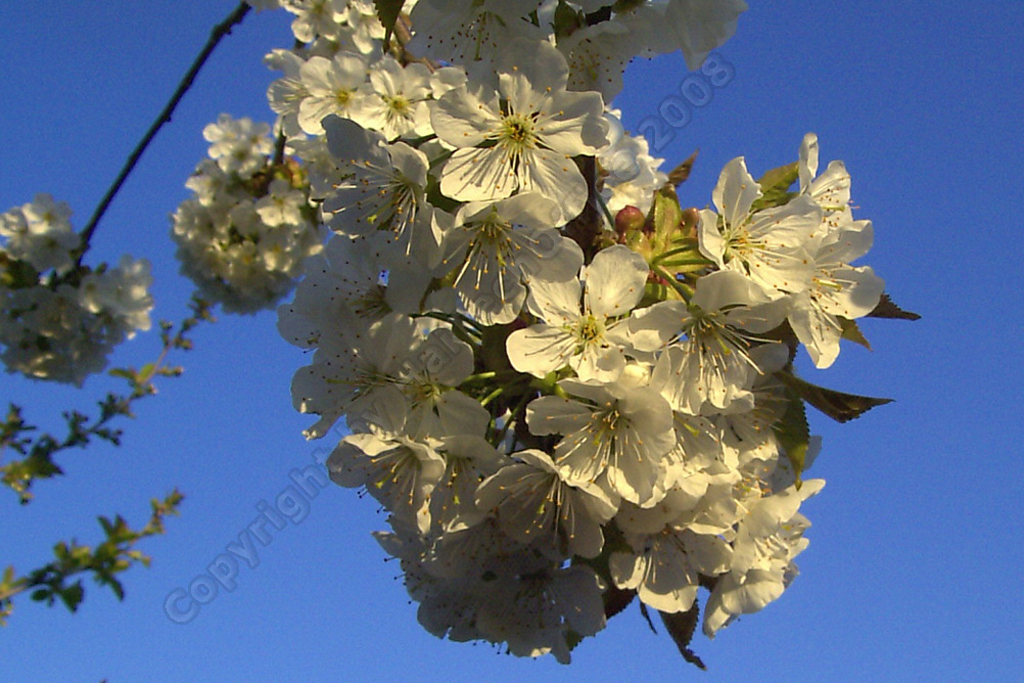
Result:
[573, 314, 605, 352]
[352, 284, 390, 321]
[472, 216, 515, 265]
[385, 95, 411, 117]
[497, 114, 537, 160]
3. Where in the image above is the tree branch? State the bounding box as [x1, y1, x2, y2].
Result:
[76, 2, 252, 260]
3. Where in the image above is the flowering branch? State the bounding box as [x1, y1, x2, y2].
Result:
[3, 0, 921, 668]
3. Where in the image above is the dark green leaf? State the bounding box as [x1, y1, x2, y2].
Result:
[777, 372, 893, 423]
[868, 292, 921, 320]
[564, 628, 584, 654]
[602, 584, 636, 620]
[374, 0, 404, 46]
[659, 603, 706, 670]
[638, 600, 657, 634]
[60, 583, 84, 611]
[553, 1, 585, 37]
[839, 317, 871, 350]
[773, 390, 812, 479]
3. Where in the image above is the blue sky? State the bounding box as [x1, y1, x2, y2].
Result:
[2, 1, 1023, 681]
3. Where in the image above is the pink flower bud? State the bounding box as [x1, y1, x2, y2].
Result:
[614, 205, 645, 237]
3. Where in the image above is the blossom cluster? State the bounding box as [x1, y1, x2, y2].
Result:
[257, 0, 890, 664]
[0, 194, 153, 385]
[171, 114, 325, 313]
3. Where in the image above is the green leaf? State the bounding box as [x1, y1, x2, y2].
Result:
[53, 542, 70, 561]
[777, 371, 893, 423]
[752, 161, 799, 212]
[137, 363, 156, 383]
[60, 583, 84, 612]
[839, 317, 871, 350]
[107, 368, 135, 380]
[373, 0, 404, 47]
[658, 603, 706, 670]
[553, 1, 585, 37]
[773, 390, 812, 479]
[868, 292, 921, 320]
[0, 255, 40, 289]
[603, 584, 635, 620]
[563, 628, 584, 655]
[666, 148, 698, 186]
[650, 186, 683, 252]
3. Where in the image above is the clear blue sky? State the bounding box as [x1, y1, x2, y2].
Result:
[2, 2, 1023, 681]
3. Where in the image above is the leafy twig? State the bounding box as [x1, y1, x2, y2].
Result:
[0, 490, 184, 625]
[1, 297, 214, 503]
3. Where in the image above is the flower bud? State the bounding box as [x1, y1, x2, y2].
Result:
[681, 207, 700, 238]
[614, 205, 645, 238]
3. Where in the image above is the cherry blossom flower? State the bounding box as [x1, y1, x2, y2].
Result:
[789, 219, 884, 368]
[506, 244, 648, 382]
[527, 377, 676, 505]
[295, 52, 369, 135]
[430, 39, 607, 224]
[475, 448, 619, 558]
[631, 269, 789, 415]
[703, 479, 824, 636]
[610, 527, 732, 613]
[322, 115, 442, 264]
[441, 193, 583, 325]
[699, 156, 820, 300]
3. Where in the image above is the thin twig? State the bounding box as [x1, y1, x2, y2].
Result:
[76, 2, 252, 260]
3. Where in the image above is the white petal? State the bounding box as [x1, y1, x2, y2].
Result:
[430, 86, 500, 148]
[507, 325, 577, 378]
[583, 245, 649, 319]
[526, 395, 593, 436]
[713, 157, 761, 232]
[440, 147, 517, 203]
[526, 277, 582, 325]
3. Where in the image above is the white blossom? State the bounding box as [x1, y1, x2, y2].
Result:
[441, 193, 583, 325]
[0, 194, 79, 274]
[430, 39, 607, 224]
[296, 52, 369, 135]
[506, 244, 648, 381]
[699, 156, 820, 299]
[203, 114, 274, 177]
[527, 377, 676, 505]
[321, 116, 441, 264]
[703, 479, 824, 636]
[475, 448, 618, 558]
[610, 527, 732, 613]
[351, 56, 433, 140]
[631, 269, 789, 415]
